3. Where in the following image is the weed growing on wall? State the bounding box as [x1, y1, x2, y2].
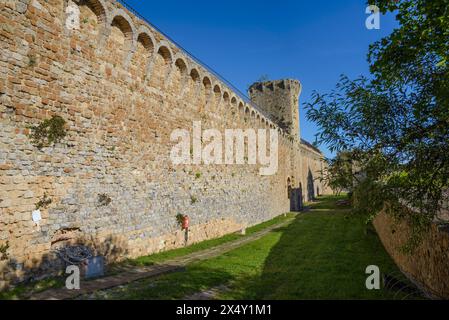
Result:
[0, 241, 9, 261]
[27, 54, 37, 67]
[98, 194, 112, 207]
[176, 214, 184, 228]
[35, 193, 52, 210]
[29, 115, 67, 149]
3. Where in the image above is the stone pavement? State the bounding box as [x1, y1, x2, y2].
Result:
[30, 217, 294, 300]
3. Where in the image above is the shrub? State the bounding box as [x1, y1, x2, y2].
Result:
[35, 193, 52, 210]
[29, 115, 67, 149]
[0, 242, 9, 261]
[98, 194, 112, 207]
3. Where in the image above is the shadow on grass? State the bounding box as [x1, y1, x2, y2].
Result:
[81, 203, 425, 300]
[80, 199, 425, 300]
[80, 265, 235, 300]
[71, 197, 425, 300]
[223, 199, 424, 300]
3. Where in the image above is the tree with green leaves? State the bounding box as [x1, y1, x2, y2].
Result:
[306, 0, 449, 251]
[323, 152, 355, 196]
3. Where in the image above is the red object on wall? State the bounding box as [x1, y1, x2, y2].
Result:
[182, 215, 190, 230]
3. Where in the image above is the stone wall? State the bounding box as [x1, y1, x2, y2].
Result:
[0, 0, 329, 288]
[373, 211, 449, 299]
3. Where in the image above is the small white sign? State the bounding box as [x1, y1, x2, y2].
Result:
[32, 209, 42, 223]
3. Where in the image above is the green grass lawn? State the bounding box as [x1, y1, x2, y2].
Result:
[0, 277, 64, 300]
[86, 195, 422, 300]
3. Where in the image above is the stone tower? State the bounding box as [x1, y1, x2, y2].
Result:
[249, 79, 302, 139]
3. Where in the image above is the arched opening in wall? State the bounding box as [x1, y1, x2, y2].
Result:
[187, 68, 200, 104]
[150, 46, 172, 89]
[231, 97, 238, 110]
[105, 15, 134, 66]
[75, 0, 106, 52]
[79, 0, 106, 22]
[222, 92, 231, 123]
[130, 32, 154, 81]
[289, 176, 302, 212]
[201, 77, 212, 111]
[238, 102, 244, 114]
[223, 92, 230, 106]
[172, 58, 188, 95]
[307, 168, 315, 201]
[244, 107, 250, 122]
[213, 85, 221, 109]
[251, 110, 256, 121]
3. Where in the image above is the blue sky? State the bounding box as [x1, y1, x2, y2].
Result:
[123, 0, 397, 159]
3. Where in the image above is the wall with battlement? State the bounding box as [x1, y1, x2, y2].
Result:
[0, 0, 329, 288]
[249, 79, 301, 137]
